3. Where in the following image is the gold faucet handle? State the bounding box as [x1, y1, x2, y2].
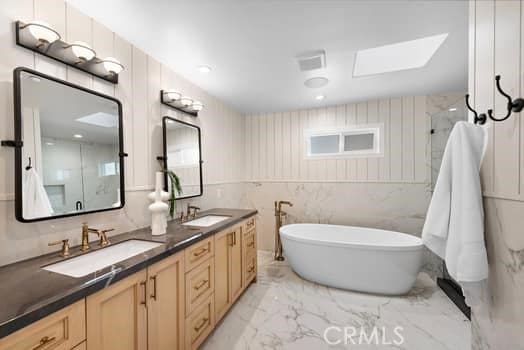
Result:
[48, 239, 71, 257]
[99, 229, 114, 247]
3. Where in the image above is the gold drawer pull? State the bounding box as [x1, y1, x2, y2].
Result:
[193, 248, 208, 257]
[194, 318, 209, 332]
[247, 266, 255, 273]
[247, 220, 254, 228]
[194, 279, 209, 290]
[247, 241, 255, 248]
[32, 336, 56, 350]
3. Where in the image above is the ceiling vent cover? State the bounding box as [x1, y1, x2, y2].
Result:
[296, 50, 326, 72]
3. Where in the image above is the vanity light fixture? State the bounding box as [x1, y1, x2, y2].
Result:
[15, 20, 122, 84]
[191, 101, 204, 112]
[24, 20, 60, 47]
[160, 90, 202, 117]
[164, 91, 182, 102]
[180, 96, 193, 107]
[68, 41, 96, 62]
[102, 57, 125, 75]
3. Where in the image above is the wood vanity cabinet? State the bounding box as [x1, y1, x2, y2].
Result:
[0, 215, 257, 350]
[86, 252, 185, 350]
[214, 226, 243, 323]
[0, 300, 85, 350]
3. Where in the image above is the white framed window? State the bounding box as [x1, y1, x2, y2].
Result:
[305, 124, 383, 159]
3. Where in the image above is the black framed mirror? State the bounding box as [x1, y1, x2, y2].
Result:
[12, 67, 125, 222]
[161, 116, 203, 199]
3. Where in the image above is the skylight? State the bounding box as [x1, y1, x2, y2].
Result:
[76, 112, 118, 128]
[353, 33, 448, 77]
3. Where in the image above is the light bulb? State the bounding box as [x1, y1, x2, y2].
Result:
[26, 20, 60, 44]
[180, 96, 193, 107]
[165, 91, 181, 102]
[315, 95, 325, 101]
[198, 65, 211, 73]
[71, 41, 96, 61]
[191, 101, 204, 111]
[102, 57, 124, 74]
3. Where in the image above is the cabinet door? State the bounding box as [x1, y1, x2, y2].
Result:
[86, 270, 147, 350]
[230, 227, 243, 302]
[214, 229, 232, 321]
[148, 253, 185, 350]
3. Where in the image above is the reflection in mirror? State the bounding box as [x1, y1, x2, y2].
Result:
[16, 68, 124, 222]
[163, 117, 202, 199]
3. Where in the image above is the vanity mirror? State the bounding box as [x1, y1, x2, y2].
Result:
[160, 116, 203, 199]
[8, 67, 125, 222]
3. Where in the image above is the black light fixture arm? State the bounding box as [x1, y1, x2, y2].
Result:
[465, 94, 487, 125]
[487, 75, 524, 122]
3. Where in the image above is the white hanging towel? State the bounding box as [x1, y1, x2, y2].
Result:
[23, 168, 54, 219]
[422, 121, 489, 307]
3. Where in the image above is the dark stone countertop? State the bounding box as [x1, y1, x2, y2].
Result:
[0, 208, 257, 339]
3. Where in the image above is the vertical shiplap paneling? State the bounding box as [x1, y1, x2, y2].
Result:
[92, 21, 114, 96]
[325, 106, 337, 181]
[367, 101, 379, 182]
[114, 34, 133, 188]
[291, 111, 300, 180]
[521, 0, 524, 198]
[282, 112, 291, 180]
[0, 0, 33, 199]
[414, 96, 427, 183]
[468, 0, 476, 124]
[245, 116, 252, 180]
[267, 112, 275, 179]
[378, 99, 391, 182]
[390, 98, 403, 182]
[476, 0, 495, 193]
[401, 96, 415, 182]
[356, 102, 368, 181]
[274, 112, 283, 179]
[299, 109, 308, 181]
[147, 56, 161, 187]
[65, 4, 93, 88]
[492, 0, 520, 196]
[34, 0, 66, 79]
[346, 104, 358, 181]
[259, 113, 267, 180]
[335, 104, 347, 181]
[252, 114, 260, 179]
[131, 47, 148, 188]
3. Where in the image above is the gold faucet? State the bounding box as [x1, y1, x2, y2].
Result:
[274, 200, 293, 261]
[180, 204, 201, 222]
[81, 223, 113, 251]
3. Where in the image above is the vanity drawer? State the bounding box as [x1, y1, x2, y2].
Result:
[185, 257, 215, 316]
[0, 300, 85, 350]
[244, 251, 257, 285]
[242, 217, 256, 234]
[185, 294, 215, 350]
[185, 237, 214, 272]
[243, 230, 256, 255]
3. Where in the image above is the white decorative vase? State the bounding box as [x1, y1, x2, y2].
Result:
[149, 172, 169, 236]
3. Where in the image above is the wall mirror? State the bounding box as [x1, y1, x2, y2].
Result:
[161, 116, 203, 199]
[13, 67, 125, 222]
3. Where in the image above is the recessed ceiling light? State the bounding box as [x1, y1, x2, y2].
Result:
[73, 134, 83, 138]
[315, 95, 325, 101]
[449, 107, 457, 112]
[353, 33, 449, 77]
[199, 65, 211, 73]
[45, 142, 54, 146]
[305, 77, 329, 88]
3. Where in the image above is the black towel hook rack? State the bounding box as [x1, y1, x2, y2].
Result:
[487, 75, 524, 122]
[465, 94, 487, 125]
[25, 157, 32, 170]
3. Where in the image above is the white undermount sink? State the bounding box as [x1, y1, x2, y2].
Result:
[43, 240, 163, 278]
[182, 215, 230, 227]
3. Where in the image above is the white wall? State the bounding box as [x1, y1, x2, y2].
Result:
[0, 0, 246, 266]
[468, 1, 524, 349]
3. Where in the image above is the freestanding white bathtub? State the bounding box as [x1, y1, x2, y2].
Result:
[280, 224, 424, 295]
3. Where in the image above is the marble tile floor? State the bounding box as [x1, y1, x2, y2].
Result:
[202, 251, 470, 350]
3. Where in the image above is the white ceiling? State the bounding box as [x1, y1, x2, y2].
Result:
[66, 0, 468, 113]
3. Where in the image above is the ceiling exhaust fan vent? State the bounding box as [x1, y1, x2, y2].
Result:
[296, 50, 326, 72]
